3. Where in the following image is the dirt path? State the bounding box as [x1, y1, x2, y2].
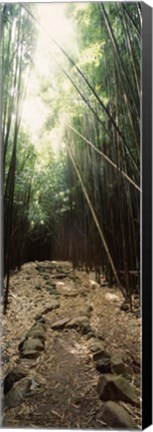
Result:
[2, 261, 141, 428]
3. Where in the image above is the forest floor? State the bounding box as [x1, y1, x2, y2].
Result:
[1, 261, 141, 429]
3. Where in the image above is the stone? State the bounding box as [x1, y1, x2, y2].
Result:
[5, 378, 32, 408]
[4, 367, 26, 395]
[111, 354, 125, 375]
[89, 339, 104, 353]
[56, 281, 65, 288]
[96, 358, 111, 373]
[20, 338, 44, 357]
[66, 316, 91, 334]
[21, 350, 41, 359]
[66, 316, 89, 328]
[42, 299, 60, 314]
[63, 291, 78, 298]
[79, 322, 91, 335]
[80, 305, 93, 318]
[32, 322, 46, 330]
[92, 349, 111, 362]
[105, 293, 119, 302]
[51, 317, 71, 330]
[35, 314, 46, 323]
[102, 401, 136, 429]
[97, 374, 139, 406]
[120, 302, 130, 312]
[27, 324, 46, 340]
[86, 331, 96, 340]
[89, 280, 99, 289]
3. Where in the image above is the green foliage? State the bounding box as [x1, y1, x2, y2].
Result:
[3, 3, 141, 301]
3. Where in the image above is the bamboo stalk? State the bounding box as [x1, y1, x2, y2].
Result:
[67, 139, 126, 297]
[66, 123, 141, 192]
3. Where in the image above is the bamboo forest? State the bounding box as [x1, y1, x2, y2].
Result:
[1, 2, 141, 429]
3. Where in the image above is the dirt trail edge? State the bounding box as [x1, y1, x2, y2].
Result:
[2, 261, 141, 428]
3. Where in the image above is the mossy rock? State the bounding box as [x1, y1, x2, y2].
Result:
[102, 401, 137, 429]
[5, 378, 32, 408]
[97, 374, 139, 406]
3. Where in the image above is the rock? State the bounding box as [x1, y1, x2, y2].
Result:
[102, 401, 136, 429]
[63, 292, 78, 297]
[120, 302, 130, 311]
[42, 299, 60, 314]
[89, 339, 105, 353]
[79, 322, 91, 335]
[80, 305, 93, 318]
[4, 367, 26, 395]
[32, 322, 46, 330]
[111, 354, 125, 375]
[27, 324, 46, 340]
[93, 349, 111, 362]
[51, 317, 71, 330]
[105, 293, 119, 302]
[20, 338, 44, 357]
[86, 331, 96, 340]
[66, 316, 89, 327]
[20, 350, 41, 359]
[66, 316, 91, 334]
[35, 314, 46, 323]
[96, 358, 111, 373]
[89, 280, 99, 289]
[97, 374, 139, 406]
[5, 377, 32, 408]
[56, 281, 65, 288]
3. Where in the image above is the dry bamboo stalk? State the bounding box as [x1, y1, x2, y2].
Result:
[66, 123, 141, 192]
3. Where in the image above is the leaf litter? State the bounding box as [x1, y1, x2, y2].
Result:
[1, 260, 141, 428]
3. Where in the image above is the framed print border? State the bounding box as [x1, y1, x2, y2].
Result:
[142, 2, 152, 429]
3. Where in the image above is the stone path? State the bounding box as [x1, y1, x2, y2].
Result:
[2, 261, 141, 428]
